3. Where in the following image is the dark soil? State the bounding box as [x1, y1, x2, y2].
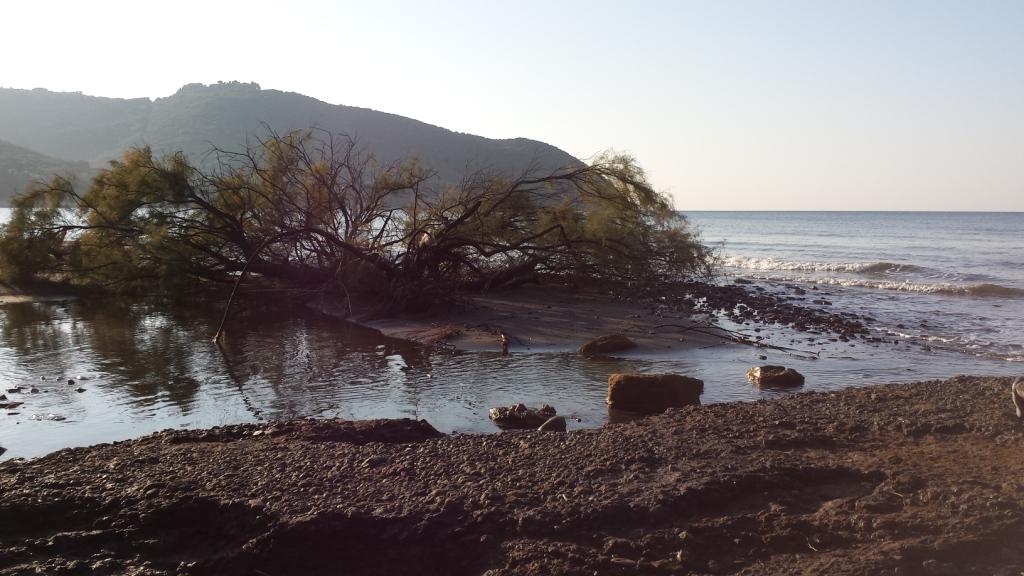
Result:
[2, 376, 1022, 575]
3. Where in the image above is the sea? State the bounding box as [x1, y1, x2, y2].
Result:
[690, 211, 1024, 364]
[1, 210, 1022, 459]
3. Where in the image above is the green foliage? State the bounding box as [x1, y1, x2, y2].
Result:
[0, 130, 714, 311]
[0, 176, 72, 281]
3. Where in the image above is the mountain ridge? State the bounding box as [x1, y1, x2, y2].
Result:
[0, 82, 581, 203]
[0, 138, 93, 203]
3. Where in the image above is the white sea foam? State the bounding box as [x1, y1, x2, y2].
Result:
[723, 256, 924, 274]
[740, 273, 1024, 299]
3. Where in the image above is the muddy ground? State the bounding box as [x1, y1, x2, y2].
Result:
[1, 376, 1022, 575]
[340, 280, 868, 354]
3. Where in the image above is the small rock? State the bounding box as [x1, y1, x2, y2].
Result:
[921, 559, 958, 576]
[75, 388, 87, 393]
[603, 537, 636, 556]
[67, 379, 76, 386]
[0, 446, 5, 456]
[0, 401, 23, 410]
[5, 387, 23, 394]
[361, 455, 387, 469]
[537, 416, 567, 432]
[746, 365, 805, 388]
[651, 558, 684, 572]
[578, 334, 637, 357]
[489, 404, 556, 429]
[29, 413, 66, 422]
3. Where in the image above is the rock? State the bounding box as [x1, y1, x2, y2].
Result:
[0, 446, 5, 457]
[6, 387, 23, 394]
[603, 537, 636, 556]
[606, 373, 704, 413]
[578, 334, 636, 357]
[75, 388, 87, 393]
[921, 559, 958, 576]
[1012, 377, 1023, 418]
[30, 413, 66, 422]
[537, 416, 567, 432]
[67, 379, 75, 386]
[489, 404, 556, 429]
[747, 365, 805, 388]
[0, 401, 24, 410]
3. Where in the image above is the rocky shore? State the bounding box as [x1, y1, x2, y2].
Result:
[2, 376, 1022, 575]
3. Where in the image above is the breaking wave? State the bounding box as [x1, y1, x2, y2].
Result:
[744, 274, 1024, 299]
[723, 256, 928, 275]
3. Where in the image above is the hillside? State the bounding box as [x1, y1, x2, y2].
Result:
[0, 82, 581, 190]
[0, 139, 92, 203]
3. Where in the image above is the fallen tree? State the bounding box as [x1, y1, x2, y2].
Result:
[0, 129, 713, 316]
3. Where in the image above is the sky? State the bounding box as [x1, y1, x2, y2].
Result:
[2, 0, 1022, 211]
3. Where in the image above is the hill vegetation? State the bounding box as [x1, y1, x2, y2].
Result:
[0, 82, 580, 191]
[0, 139, 92, 203]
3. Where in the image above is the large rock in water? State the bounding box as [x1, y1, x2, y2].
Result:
[489, 404, 556, 429]
[578, 334, 637, 357]
[747, 365, 805, 388]
[606, 373, 704, 413]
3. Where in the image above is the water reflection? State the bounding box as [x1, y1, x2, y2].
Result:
[1, 297, 1021, 460]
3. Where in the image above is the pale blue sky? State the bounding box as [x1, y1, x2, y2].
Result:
[2, 0, 1022, 210]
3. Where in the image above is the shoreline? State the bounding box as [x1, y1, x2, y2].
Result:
[4, 277, 1022, 460]
[329, 280, 868, 356]
[1, 376, 1021, 575]
[353, 284, 735, 354]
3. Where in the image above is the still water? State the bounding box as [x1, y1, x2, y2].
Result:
[2, 211, 1023, 459]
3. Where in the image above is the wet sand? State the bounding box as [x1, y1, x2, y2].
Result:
[356, 284, 735, 353]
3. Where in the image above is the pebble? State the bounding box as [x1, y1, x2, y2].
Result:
[537, 416, 567, 432]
